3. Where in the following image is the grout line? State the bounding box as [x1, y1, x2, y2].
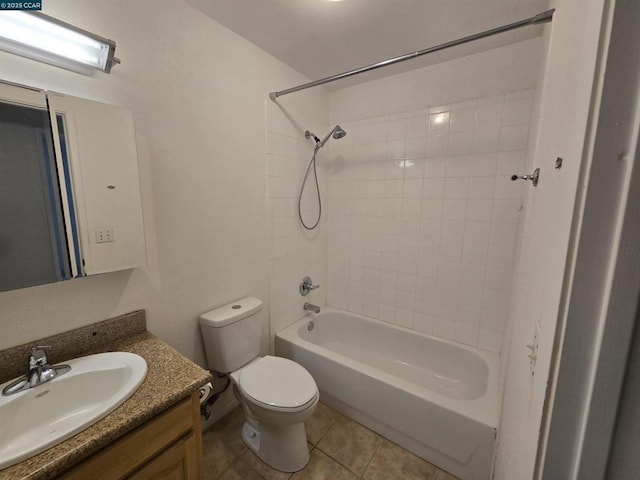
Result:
[214, 455, 238, 480]
[360, 440, 383, 479]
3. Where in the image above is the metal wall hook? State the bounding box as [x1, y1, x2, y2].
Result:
[511, 168, 540, 187]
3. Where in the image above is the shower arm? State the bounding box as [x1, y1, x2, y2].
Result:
[269, 9, 554, 100]
[317, 126, 338, 148]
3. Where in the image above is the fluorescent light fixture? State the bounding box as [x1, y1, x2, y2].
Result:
[0, 11, 119, 74]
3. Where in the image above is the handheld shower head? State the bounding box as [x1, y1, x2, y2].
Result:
[316, 125, 347, 148]
[332, 125, 347, 140]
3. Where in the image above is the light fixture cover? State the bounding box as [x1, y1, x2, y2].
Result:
[0, 11, 118, 74]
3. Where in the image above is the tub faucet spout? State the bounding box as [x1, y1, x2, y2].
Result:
[304, 303, 320, 314]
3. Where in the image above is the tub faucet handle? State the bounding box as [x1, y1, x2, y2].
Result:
[300, 276, 320, 296]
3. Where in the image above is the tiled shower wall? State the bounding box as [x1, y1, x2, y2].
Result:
[326, 90, 534, 352]
[266, 102, 328, 340]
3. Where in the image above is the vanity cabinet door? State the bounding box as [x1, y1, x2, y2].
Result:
[129, 433, 199, 480]
[61, 392, 203, 480]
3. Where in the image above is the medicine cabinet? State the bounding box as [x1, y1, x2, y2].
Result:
[0, 81, 146, 292]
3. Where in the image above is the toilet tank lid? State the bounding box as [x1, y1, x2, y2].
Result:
[199, 297, 263, 327]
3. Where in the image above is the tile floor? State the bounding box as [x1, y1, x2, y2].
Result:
[203, 402, 459, 480]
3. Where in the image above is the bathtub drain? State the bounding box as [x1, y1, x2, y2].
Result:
[307, 321, 315, 331]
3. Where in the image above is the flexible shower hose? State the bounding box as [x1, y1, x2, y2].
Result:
[298, 148, 322, 230]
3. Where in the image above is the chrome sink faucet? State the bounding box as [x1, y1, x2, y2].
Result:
[28, 347, 57, 387]
[2, 346, 70, 396]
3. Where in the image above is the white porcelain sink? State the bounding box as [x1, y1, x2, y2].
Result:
[0, 352, 147, 470]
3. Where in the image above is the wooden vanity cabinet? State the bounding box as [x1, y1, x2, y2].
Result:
[61, 391, 203, 480]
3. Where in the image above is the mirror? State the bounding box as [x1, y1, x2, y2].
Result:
[0, 81, 146, 292]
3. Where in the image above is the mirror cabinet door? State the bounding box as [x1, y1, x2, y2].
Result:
[0, 85, 78, 291]
[47, 93, 146, 275]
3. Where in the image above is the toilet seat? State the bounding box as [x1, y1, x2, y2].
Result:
[235, 356, 318, 413]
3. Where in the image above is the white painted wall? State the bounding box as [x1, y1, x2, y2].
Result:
[493, 0, 607, 478]
[540, 0, 640, 476]
[0, 1, 328, 371]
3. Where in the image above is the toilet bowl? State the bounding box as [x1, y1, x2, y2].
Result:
[199, 297, 319, 472]
[231, 355, 318, 471]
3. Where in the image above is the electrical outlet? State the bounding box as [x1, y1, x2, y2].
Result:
[95, 227, 115, 243]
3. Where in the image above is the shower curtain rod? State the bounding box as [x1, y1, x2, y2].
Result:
[269, 9, 554, 100]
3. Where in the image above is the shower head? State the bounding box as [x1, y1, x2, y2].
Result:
[332, 125, 347, 140]
[317, 125, 347, 148]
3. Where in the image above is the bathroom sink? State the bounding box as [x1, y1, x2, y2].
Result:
[0, 351, 147, 470]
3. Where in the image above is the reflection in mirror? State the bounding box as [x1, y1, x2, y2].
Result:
[0, 100, 75, 290]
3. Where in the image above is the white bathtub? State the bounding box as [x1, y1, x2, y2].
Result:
[275, 309, 499, 480]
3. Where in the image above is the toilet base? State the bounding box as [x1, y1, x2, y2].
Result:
[240, 420, 310, 472]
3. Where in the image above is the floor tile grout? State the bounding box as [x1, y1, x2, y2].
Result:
[207, 402, 459, 480]
[359, 439, 384, 479]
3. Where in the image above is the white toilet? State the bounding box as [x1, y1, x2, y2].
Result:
[199, 297, 319, 472]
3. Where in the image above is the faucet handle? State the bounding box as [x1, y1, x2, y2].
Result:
[29, 345, 50, 367]
[300, 276, 320, 296]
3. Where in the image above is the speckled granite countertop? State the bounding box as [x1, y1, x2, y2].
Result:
[0, 312, 211, 480]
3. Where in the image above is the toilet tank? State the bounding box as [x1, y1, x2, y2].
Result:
[199, 297, 263, 373]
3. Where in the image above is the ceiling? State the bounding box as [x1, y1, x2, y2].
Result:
[187, 0, 551, 91]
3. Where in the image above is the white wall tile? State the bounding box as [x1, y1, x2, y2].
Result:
[485, 266, 513, 290]
[441, 220, 465, 242]
[442, 199, 467, 221]
[473, 127, 501, 153]
[427, 112, 450, 137]
[450, 108, 476, 133]
[429, 104, 451, 114]
[421, 199, 444, 219]
[467, 199, 494, 222]
[426, 135, 449, 157]
[448, 131, 475, 155]
[405, 137, 427, 159]
[457, 304, 482, 327]
[446, 155, 471, 177]
[433, 318, 456, 340]
[413, 313, 435, 334]
[444, 178, 470, 198]
[325, 93, 532, 353]
[468, 177, 496, 199]
[455, 324, 480, 346]
[424, 157, 447, 178]
[465, 222, 491, 243]
[476, 103, 503, 128]
[407, 115, 429, 138]
[502, 97, 533, 126]
[499, 124, 529, 151]
[469, 153, 498, 177]
[403, 158, 425, 178]
[395, 308, 415, 327]
[497, 150, 527, 175]
[477, 328, 503, 352]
